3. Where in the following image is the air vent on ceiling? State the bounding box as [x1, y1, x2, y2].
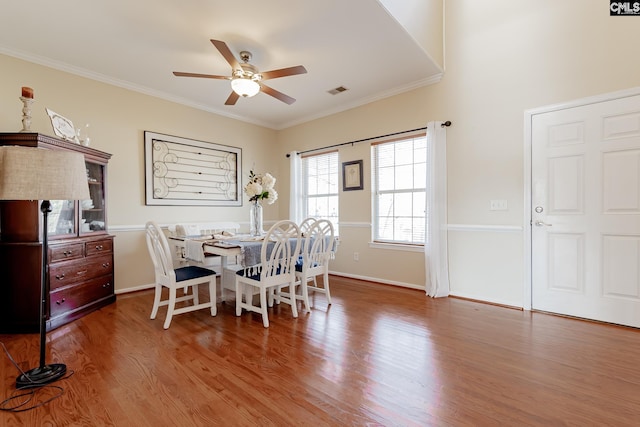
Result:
[327, 86, 348, 95]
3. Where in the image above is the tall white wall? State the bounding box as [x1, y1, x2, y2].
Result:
[278, 0, 640, 305]
[378, 0, 444, 69]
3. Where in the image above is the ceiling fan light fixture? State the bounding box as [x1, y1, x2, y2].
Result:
[174, 40, 306, 105]
[231, 76, 260, 98]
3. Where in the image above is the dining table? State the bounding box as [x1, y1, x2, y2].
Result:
[168, 235, 284, 297]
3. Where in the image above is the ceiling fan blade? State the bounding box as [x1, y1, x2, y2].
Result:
[260, 65, 307, 80]
[210, 39, 241, 70]
[261, 84, 296, 105]
[173, 71, 229, 79]
[225, 91, 240, 106]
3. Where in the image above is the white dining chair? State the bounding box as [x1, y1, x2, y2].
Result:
[145, 221, 217, 329]
[295, 219, 335, 308]
[235, 220, 301, 327]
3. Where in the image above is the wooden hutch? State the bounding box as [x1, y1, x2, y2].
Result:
[0, 133, 115, 332]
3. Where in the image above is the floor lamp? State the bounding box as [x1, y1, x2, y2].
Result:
[0, 145, 90, 387]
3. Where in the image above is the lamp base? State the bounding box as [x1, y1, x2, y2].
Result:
[16, 363, 66, 388]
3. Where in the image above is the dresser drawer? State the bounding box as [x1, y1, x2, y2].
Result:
[86, 238, 113, 256]
[49, 253, 113, 290]
[49, 275, 114, 319]
[50, 243, 84, 263]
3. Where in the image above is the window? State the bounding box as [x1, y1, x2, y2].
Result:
[372, 134, 426, 244]
[302, 151, 339, 233]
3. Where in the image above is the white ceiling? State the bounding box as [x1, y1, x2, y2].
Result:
[0, 0, 441, 130]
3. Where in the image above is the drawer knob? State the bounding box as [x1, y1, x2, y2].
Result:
[76, 270, 87, 276]
[63, 250, 73, 256]
[102, 282, 111, 288]
[55, 274, 65, 280]
[102, 263, 110, 268]
[95, 245, 103, 250]
[56, 298, 65, 305]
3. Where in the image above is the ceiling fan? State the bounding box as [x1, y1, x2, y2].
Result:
[173, 39, 307, 106]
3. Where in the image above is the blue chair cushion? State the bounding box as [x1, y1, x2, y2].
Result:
[175, 265, 216, 282]
[237, 265, 286, 280]
[236, 268, 261, 281]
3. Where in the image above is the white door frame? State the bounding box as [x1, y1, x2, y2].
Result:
[523, 86, 640, 311]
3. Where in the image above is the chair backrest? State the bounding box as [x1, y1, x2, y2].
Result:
[145, 221, 176, 284]
[260, 220, 301, 282]
[299, 217, 317, 236]
[303, 219, 335, 268]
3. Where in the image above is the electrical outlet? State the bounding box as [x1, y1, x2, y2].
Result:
[490, 199, 508, 211]
[353, 252, 359, 261]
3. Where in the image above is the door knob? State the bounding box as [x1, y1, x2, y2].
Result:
[535, 220, 552, 227]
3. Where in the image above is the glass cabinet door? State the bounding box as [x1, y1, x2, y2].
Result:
[48, 199, 76, 237]
[81, 161, 106, 234]
[46, 160, 106, 238]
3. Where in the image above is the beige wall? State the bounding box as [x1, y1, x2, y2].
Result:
[0, 54, 277, 292]
[276, 88, 432, 289]
[2, 1, 640, 303]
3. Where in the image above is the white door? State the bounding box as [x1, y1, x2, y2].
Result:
[531, 94, 640, 327]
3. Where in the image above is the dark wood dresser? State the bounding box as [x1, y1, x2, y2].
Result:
[0, 133, 115, 332]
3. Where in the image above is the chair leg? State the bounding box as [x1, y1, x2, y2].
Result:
[150, 284, 162, 319]
[299, 277, 311, 312]
[164, 287, 177, 329]
[324, 271, 332, 305]
[208, 277, 217, 317]
[235, 280, 242, 316]
[289, 280, 298, 319]
[192, 284, 200, 306]
[260, 288, 269, 328]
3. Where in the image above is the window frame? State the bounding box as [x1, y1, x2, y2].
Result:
[371, 133, 427, 246]
[301, 150, 340, 232]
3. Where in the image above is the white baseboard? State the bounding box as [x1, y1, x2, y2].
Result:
[329, 270, 425, 291]
[115, 283, 154, 294]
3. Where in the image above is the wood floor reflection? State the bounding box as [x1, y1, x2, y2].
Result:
[2, 276, 640, 426]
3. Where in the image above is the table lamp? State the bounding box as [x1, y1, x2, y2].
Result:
[0, 145, 90, 387]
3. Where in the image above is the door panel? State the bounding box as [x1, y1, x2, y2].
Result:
[532, 94, 640, 327]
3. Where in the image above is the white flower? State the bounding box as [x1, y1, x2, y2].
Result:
[244, 181, 262, 198]
[265, 188, 278, 205]
[244, 170, 277, 204]
[261, 173, 276, 190]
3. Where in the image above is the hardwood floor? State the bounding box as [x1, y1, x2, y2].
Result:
[2, 276, 640, 426]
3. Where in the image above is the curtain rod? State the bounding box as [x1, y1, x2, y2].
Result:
[285, 121, 451, 157]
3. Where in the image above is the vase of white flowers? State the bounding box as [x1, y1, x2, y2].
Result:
[249, 200, 264, 237]
[244, 170, 278, 236]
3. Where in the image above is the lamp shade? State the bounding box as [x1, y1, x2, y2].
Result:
[0, 145, 90, 201]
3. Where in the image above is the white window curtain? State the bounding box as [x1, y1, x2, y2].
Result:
[289, 151, 303, 224]
[425, 121, 450, 297]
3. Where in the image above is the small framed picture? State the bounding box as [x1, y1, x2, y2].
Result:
[342, 160, 363, 191]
